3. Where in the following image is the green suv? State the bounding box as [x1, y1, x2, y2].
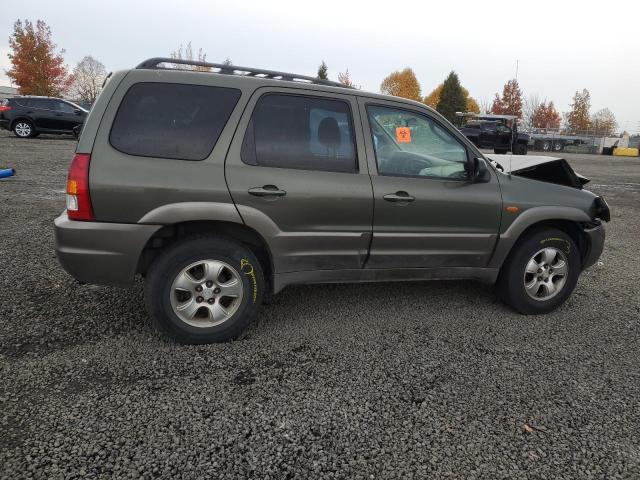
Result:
[54, 58, 609, 344]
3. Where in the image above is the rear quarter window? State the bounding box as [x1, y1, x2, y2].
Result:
[109, 82, 241, 161]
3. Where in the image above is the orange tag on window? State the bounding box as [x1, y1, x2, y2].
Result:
[395, 127, 411, 143]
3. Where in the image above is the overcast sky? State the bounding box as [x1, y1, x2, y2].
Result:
[3, 0, 639, 132]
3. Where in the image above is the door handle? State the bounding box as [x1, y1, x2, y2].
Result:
[383, 191, 415, 203]
[248, 185, 287, 197]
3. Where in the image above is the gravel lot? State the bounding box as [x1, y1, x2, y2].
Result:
[1, 130, 639, 479]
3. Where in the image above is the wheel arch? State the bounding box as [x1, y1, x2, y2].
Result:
[10, 117, 35, 131]
[490, 207, 592, 270]
[136, 220, 274, 286]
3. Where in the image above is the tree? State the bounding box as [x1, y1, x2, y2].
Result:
[222, 57, 233, 67]
[317, 60, 328, 80]
[435, 71, 467, 123]
[380, 68, 421, 102]
[491, 79, 523, 118]
[565, 89, 591, 133]
[522, 94, 541, 131]
[531, 101, 561, 130]
[6, 19, 71, 96]
[337, 69, 358, 88]
[68, 56, 106, 103]
[424, 83, 479, 113]
[170, 42, 209, 71]
[591, 108, 617, 137]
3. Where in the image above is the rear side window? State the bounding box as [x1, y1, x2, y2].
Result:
[110, 82, 241, 161]
[241, 94, 357, 173]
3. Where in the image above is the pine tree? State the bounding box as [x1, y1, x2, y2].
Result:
[436, 71, 466, 123]
[317, 61, 328, 80]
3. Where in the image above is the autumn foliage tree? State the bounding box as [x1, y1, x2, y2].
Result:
[380, 68, 422, 102]
[435, 71, 467, 123]
[531, 101, 561, 130]
[7, 19, 71, 96]
[491, 79, 523, 118]
[337, 69, 358, 88]
[424, 83, 479, 113]
[565, 89, 591, 133]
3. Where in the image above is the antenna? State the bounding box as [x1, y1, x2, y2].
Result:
[508, 59, 519, 177]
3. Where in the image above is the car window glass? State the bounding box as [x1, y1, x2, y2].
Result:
[241, 94, 357, 173]
[16, 98, 32, 107]
[55, 101, 76, 114]
[110, 82, 241, 161]
[367, 105, 468, 179]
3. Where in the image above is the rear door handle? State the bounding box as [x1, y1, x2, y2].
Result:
[248, 185, 287, 197]
[383, 191, 415, 203]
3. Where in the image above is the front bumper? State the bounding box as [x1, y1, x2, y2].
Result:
[54, 213, 161, 287]
[582, 222, 605, 270]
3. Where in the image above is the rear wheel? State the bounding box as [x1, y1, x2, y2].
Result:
[497, 229, 580, 314]
[13, 120, 35, 138]
[145, 236, 264, 344]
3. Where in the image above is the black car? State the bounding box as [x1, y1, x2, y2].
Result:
[0, 96, 88, 138]
[456, 113, 529, 155]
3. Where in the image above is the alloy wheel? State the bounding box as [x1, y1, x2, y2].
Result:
[170, 259, 243, 327]
[523, 247, 568, 301]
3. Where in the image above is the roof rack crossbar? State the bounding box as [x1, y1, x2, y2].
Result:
[135, 57, 351, 89]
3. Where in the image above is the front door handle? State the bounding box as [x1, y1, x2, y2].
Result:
[248, 185, 287, 197]
[383, 191, 415, 203]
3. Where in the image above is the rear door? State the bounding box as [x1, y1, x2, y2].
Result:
[360, 98, 502, 269]
[29, 99, 59, 130]
[225, 88, 373, 273]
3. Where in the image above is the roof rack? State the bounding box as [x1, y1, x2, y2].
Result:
[135, 57, 351, 89]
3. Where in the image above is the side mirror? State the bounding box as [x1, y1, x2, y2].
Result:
[471, 157, 490, 183]
[74, 109, 82, 115]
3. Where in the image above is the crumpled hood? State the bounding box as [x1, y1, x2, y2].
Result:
[486, 154, 589, 189]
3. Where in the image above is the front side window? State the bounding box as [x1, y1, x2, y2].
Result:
[241, 94, 357, 173]
[55, 101, 76, 114]
[367, 105, 468, 179]
[110, 82, 241, 161]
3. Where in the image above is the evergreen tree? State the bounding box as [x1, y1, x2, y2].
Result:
[317, 61, 328, 80]
[436, 71, 466, 123]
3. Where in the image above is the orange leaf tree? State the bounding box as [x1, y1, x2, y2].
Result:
[491, 79, 523, 118]
[7, 19, 71, 96]
[565, 89, 591, 133]
[531, 101, 561, 130]
[380, 68, 422, 102]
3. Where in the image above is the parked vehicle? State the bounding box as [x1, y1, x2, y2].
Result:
[457, 113, 529, 155]
[54, 58, 609, 344]
[0, 96, 88, 138]
[528, 132, 590, 152]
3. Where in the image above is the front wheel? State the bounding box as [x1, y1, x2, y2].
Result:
[497, 229, 580, 314]
[513, 143, 528, 155]
[145, 236, 264, 344]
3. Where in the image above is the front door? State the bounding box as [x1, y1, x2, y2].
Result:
[225, 88, 373, 273]
[360, 99, 502, 269]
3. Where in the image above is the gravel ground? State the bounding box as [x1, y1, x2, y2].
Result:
[1, 130, 639, 479]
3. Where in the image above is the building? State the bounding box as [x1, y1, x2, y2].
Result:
[0, 86, 17, 101]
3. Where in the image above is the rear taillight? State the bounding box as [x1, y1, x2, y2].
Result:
[66, 153, 94, 221]
[0, 105, 12, 112]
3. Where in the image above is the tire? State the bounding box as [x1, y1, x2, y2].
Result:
[494, 148, 508, 154]
[542, 141, 551, 152]
[497, 229, 580, 315]
[553, 142, 563, 152]
[144, 236, 264, 344]
[514, 143, 528, 155]
[13, 120, 35, 138]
